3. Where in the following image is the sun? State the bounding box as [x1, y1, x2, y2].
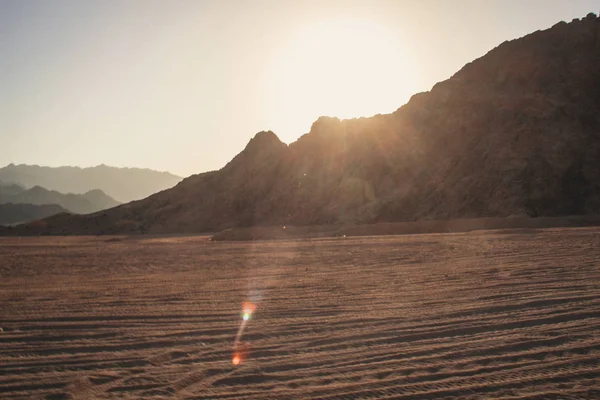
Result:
[267, 17, 419, 141]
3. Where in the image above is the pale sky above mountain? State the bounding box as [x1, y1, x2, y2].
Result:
[1, 0, 598, 177]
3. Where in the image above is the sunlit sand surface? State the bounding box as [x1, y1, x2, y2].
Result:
[1, 229, 600, 399]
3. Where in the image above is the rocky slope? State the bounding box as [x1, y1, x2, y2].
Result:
[0, 164, 182, 202]
[5, 13, 600, 235]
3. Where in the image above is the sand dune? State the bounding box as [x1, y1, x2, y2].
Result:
[1, 229, 600, 399]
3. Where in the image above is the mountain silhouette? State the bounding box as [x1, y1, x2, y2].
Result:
[0, 203, 67, 226]
[4, 13, 600, 235]
[0, 184, 120, 214]
[0, 164, 182, 203]
[0, 181, 26, 196]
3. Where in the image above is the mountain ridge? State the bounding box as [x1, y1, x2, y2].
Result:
[0, 164, 182, 203]
[0, 203, 68, 226]
[4, 13, 600, 235]
[0, 184, 120, 214]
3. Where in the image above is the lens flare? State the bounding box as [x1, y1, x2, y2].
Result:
[241, 302, 256, 321]
[242, 302, 256, 315]
[232, 301, 257, 364]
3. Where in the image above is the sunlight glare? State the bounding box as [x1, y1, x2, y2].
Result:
[268, 17, 420, 140]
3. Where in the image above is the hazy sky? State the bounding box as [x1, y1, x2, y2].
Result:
[1, 0, 598, 176]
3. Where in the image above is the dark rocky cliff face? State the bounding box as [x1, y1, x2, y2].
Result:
[7, 13, 600, 235]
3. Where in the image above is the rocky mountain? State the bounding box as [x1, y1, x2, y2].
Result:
[4, 13, 600, 235]
[0, 203, 67, 226]
[0, 185, 120, 214]
[0, 164, 182, 202]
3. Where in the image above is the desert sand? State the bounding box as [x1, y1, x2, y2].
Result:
[1, 228, 600, 399]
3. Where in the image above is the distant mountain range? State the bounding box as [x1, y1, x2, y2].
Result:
[0, 164, 182, 203]
[0, 182, 25, 196]
[0, 203, 67, 226]
[0, 182, 120, 214]
[3, 13, 600, 235]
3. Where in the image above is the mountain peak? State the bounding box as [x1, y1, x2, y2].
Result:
[241, 131, 287, 156]
[247, 131, 284, 147]
[83, 189, 109, 197]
